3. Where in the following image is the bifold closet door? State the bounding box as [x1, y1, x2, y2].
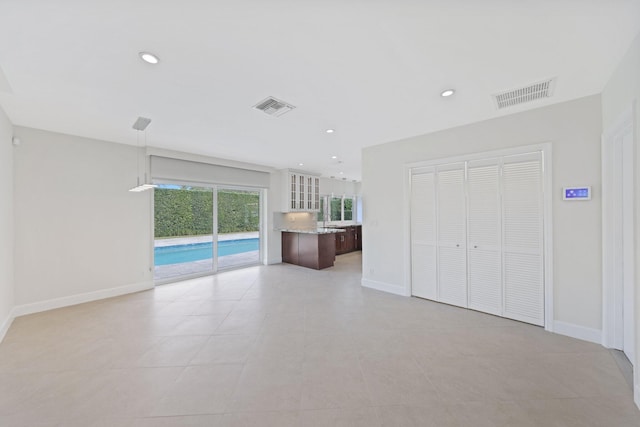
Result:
[467, 159, 502, 316]
[410, 168, 437, 300]
[436, 163, 467, 308]
[502, 153, 544, 326]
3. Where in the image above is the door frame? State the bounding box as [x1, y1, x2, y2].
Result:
[403, 143, 553, 331]
[602, 103, 636, 357]
[151, 179, 265, 284]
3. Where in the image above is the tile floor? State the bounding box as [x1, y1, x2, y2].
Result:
[0, 252, 638, 426]
[154, 251, 260, 282]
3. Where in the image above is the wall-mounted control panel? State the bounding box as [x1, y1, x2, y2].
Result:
[563, 186, 591, 201]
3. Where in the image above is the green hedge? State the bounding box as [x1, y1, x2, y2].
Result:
[154, 187, 259, 237]
[217, 190, 260, 234]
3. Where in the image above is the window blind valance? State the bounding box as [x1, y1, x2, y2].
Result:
[150, 155, 270, 188]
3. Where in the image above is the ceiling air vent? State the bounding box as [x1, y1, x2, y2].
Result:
[493, 78, 556, 110]
[253, 96, 295, 117]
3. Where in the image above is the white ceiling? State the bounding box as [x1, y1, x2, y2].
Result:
[1, 0, 639, 181]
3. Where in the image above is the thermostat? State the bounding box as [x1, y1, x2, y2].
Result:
[563, 187, 591, 201]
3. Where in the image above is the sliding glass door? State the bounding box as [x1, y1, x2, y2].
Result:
[154, 184, 262, 283]
[154, 185, 214, 282]
[216, 188, 261, 270]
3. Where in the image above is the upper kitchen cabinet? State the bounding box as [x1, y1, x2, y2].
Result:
[282, 169, 321, 212]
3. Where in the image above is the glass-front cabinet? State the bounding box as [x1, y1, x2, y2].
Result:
[284, 170, 321, 212]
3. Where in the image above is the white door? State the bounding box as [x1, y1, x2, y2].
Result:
[410, 168, 437, 300]
[501, 153, 544, 326]
[621, 131, 635, 364]
[467, 159, 502, 316]
[436, 163, 467, 308]
[603, 109, 635, 365]
[612, 129, 635, 364]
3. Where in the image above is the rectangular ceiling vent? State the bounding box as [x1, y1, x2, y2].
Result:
[493, 78, 556, 110]
[253, 96, 295, 117]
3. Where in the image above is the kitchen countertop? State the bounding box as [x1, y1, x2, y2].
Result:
[278, 228, 346, 234]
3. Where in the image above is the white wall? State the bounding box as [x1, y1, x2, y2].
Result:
[601, 30, 640, 406]
[267, 170, 283, 264]
[362, 95, 603, 333]
[0, 106, 14, 340]
[12, 127, 153, 311]
[319, 177, 360, 197]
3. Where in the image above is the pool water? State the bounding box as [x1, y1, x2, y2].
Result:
[154, 238, 259, 266]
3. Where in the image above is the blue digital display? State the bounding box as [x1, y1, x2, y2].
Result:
[564, 187, 590, 200]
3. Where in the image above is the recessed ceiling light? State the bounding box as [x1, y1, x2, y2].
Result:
[339, 172, 344, 175]
[331, 155, 337, 159]
[326, 129, 335, 134]
[298, 163, 304, 166]
[139, 52, 160, 64]
[441, 89, 455, 97]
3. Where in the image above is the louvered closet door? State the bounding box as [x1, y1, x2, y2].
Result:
[410, 168, 437, 300]
[467, 159, 502, 316]
[436, 163, 467, 308]
[502, 153, 544, 326]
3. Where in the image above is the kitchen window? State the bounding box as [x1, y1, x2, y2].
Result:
[318, 195, 357, 222]
[343, 197, 353, 221]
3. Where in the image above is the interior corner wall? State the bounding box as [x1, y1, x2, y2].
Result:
[267, 171, 283, 264]
[362, 95, 603, 333]
[0, 105, 14, 339]
[12, 127, 153, 312]
[601, 29, 640, 406]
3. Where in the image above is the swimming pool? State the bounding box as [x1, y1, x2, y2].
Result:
[154, 238, 259, 266]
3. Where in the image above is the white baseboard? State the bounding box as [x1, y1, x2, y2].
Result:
[0, 307, 16, 343]
[11, 281, 153, 318]
[635, 384, 640, 410]
[361, 278, 409, 296]
[553, 320, 602, 345]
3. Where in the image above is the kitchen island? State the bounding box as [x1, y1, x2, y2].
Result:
[281, 228, 345, 270]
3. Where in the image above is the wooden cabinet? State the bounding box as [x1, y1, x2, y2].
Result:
[282, 232, 336, 270]
[281, 232, 299, 264]
[346, 227, 356, 250]
[335, 231, 347, 255]
[335, 226, 362, 255]
[283, 170, 320, 212]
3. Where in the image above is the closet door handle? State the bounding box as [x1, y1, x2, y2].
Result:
[456, 244, 460, 248]
[474, 245, 478, 249]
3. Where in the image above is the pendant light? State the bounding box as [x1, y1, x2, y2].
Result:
[129, 116, 157, 192]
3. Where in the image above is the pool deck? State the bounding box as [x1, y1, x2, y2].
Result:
[154, 232, 260, 282]
[154, 232, 259, 247]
